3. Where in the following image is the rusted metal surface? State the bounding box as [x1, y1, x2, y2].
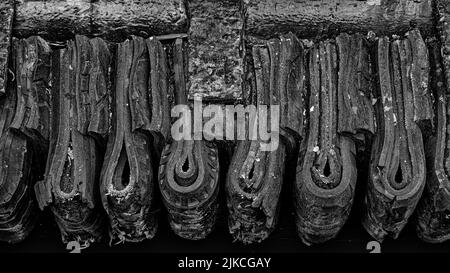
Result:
[295, 38, 359, 245]
[188, 0, 243, 100]
[0, 37, 51, 244]
[13, 0, 188, 42]
[0, 0, 14, 97]
[0, 0, 449, 248]
[244, 0, 434, 40]
[416, 2, 450, 243]
[362, 30, 432, 242]
[416, 42, 450, 243]
[34, 36, 110, 244]
[225, 34, 306, 244]
[158, 37, 221, 240]
[100, 37, 159, 243]
[159, 140, 220, 240]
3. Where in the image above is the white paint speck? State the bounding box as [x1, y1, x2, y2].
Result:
[367, 0, 381, 6]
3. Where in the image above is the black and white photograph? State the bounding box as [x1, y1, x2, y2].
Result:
[0, 0, 449, 269]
